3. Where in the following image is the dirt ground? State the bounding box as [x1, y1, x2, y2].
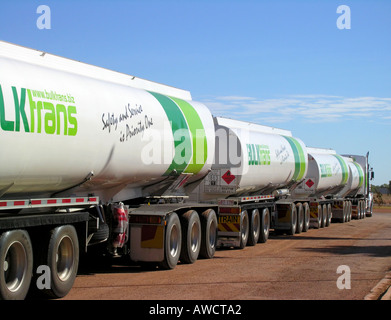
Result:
[373, 206, 391, 213]
[63, 211, 391, 301]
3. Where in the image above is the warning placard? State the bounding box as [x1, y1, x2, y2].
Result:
[203, 169, 238, 194]
[222, 170, 235, 185]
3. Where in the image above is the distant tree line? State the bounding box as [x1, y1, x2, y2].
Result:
[371, 183, 391, 195]
[371, 183, 391, 206]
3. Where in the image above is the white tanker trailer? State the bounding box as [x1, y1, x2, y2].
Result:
[0, 41, 374, 300]
[194, 127, 373, 249]
[192, 117, 310, 247]
[340, 154, 372, 219]
[289, 147, 352, 227]
[0, 41, 219, 299]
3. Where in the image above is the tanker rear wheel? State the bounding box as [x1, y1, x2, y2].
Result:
[296, 203, 304, 234]
[361, 201, 365, 219]
[160, 213, 181, 270]
[180, 210, 201, 264]
[287, 204, 297, 236]
[239, 210, 249, 249]
[321, 204, 327, 228]
[342, 201, 347, 223]
[41, 225, 79, 299]
[316, 205, 322, 229]
[302, 203, 310, 232]
[326, 204, 332, 227]
[0, 230, 33, 300]
[357, 202, 362, 219]
[347, 201, 352, 221]
[199, 209, 217, 259]
[258, 208, 270, 243]
[248, 209, 260, 246]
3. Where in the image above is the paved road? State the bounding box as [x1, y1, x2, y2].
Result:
[64, 211, 391, 300]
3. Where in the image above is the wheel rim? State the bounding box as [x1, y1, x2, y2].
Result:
[169, 224, 179, 257]
[263, 210, 269, 236]
[318, 206, 322, 224]
[242, 212, 248, 242]
[292, 206, 297, 227]
[3, 241, 27, 293]
[323, 206, 327, 224]
[343, 202, 346, 222]
[252, 210, 260, 239]
[56, 236, 74, 282]
[298, 207, 303, 229]
[208, 218, 217, 250]
[190, 221, 200, 253]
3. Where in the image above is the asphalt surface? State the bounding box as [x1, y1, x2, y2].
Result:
[64, 210, 391, 300]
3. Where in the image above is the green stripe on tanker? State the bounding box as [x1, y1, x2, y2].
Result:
[169, 96, 207, 174]
[353, 161, 364, 187]
[283, 136, 306, 181]
[148, 91, 192, 175]
[333, 155, 349, 185]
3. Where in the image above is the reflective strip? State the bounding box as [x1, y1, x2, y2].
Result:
[218, 222, 240, 233]
[0, 197, 99, 210]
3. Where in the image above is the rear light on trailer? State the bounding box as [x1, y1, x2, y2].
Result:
[219, 207, 241, 214]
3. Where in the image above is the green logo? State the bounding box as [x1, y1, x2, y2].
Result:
[247, 144, 271, 166]
[320, 163, 332, 178]
[0, 85, 77, 136]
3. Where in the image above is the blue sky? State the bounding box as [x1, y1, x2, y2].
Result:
[0, 0, 390, 185]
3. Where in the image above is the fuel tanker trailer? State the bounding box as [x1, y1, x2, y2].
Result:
[0, 41, 219, 299]
[192, 117, 309, 248]
[288, 147, 351, 229]
[289, 150, 373, 226]
[339, 154, 373, 219]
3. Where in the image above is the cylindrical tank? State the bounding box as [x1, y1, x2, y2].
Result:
[291, 148, 349, 198]
[0, 42, 215, 202]
[201, 117, 308, 198]
[335, 157, 364, 198]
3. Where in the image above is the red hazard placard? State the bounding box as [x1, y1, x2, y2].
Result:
[305, 179, 314, 188]
[222, 170, 235, 185]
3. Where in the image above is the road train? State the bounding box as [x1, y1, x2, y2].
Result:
[0, 41, 373, 299]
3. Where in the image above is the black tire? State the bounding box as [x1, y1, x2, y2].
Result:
[321, 204, 327, 228]
[357, 201, 361, 219]
[40, 225, 79, 298]
[239, 210, 249, 249]
[317, 205, 323, 228]
[247, 209, 260, 246]
[258, 208, 270, 243]
[367, 200, 373, 217]
[199, 209, 217, 259]
[287, 204, 297, 236]
[296, 203, 304, 234]
[90, 222, 110, 244]
[361, 201, 365, 219]
[160, 213, 181, 270]
[0, 230, 33, 300]
[302, 203, 310, 232]
[180, 210, 201, 264]
[326, 204, 332, 227]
